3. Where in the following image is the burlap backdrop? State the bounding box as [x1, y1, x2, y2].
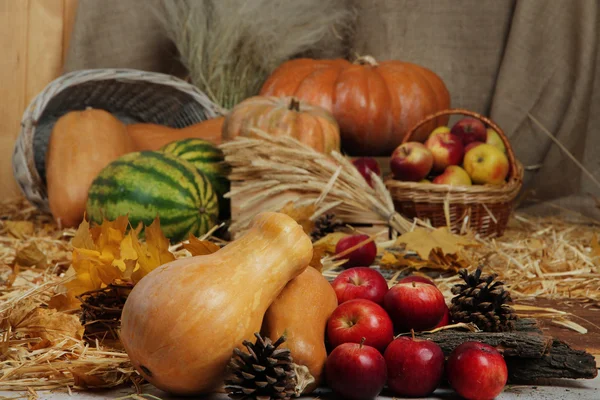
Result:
[65, 0, 600, 219]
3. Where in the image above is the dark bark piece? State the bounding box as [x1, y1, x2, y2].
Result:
[413, 318, 598, 383]
[506, 340, 598, 383]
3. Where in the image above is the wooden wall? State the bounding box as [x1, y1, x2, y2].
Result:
[0, 0, 78, 200]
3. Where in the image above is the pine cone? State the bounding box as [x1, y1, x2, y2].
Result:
[311, 214, 345, 241]
[449, 266, 518, 332]
[225, 333, 297, 400]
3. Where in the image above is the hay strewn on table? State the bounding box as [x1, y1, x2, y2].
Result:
[1, 197, 599, 393]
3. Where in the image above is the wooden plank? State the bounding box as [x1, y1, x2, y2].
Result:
[0, 0, 30, 199]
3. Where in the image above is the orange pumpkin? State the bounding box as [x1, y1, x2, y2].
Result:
[260, 56, 450, 156]
[127, 117, 224, 151]
[222, 96, 340, 154]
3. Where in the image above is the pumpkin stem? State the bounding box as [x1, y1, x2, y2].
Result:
[354, 55, 379, 67]
[289, 98, 301, 112]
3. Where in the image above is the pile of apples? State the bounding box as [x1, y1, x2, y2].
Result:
[326, 235, 509, 400]
[390, 117, 510, 186]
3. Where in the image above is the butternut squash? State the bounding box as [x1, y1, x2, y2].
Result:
[262, 266, 338, 393]
[127, 117, 224, 151]
[46, 108, 134, 227]
[120, 212, 313, 395]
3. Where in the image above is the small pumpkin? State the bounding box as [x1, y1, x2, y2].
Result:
[222, 96, 340, 154]
[260, 56, 450, 156]
[262, 266, 338, 393]
[46, 108, 134, 227]
[120, 212, 313, 395]
[127, 117, 224, 151]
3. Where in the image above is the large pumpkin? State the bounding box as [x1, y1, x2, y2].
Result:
[260, 56, 450, 156]
[222, 96, 340, 154]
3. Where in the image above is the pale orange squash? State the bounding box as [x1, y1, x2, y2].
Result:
[127, 117, 225, 151]
[262, 266, 338, 393]
[222, 96, 340, 154]
[120, 212, 313, 395]
[46, 108, 134, 227]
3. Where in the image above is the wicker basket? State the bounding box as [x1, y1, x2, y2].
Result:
[386, 109, 523, 237]
[12, 69, 221, 212]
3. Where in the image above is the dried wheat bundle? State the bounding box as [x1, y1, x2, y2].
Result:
[220, 130, 414, 235]
[159, 0, 355, 110]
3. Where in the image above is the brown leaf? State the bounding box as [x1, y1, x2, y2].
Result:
[395, 227, 478, 260]
[72, 369, 110, 388]
[184, 234, 220, 256]
[309, 246, 325, 272]
[11, 308, 83, 347]
[279, 202, 316, 235]
[13, 242, 47, 268]
[4, 221, 34, 239]
[379, 250, 430, 270]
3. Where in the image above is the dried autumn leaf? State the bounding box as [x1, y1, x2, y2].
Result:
[309, 246, 326, 272]
[395, 227, 478, 260]
[279, 202, 316, 235]
[4, 220, 34, 239]
[313, 232, 349, 254]
[378, 249, 429, 270]
[72, 369, 111, 389]
[13, 242, 47, 268]
[184, 234, 220, 256]
[131, 217, 175, 284]
[8, 305, 83, 348]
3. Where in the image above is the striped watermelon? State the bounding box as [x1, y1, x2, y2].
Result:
[86, 151, 219, 242]
[160, 138, 230, 219]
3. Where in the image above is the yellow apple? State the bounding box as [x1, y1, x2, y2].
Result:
[428, 126, 451, 139]
[432, 165, 472, 186]
[486, 128, 506, 153]
[463, 144, 509, 185]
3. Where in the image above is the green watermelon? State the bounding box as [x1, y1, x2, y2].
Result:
[160, 138, 230, 219]
[86, 151, 219, 242]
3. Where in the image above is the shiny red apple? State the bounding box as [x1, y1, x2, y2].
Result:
[390, 142, 434, 182]
[327, 299, 394, 352]
[352, 157, 382, 188]
[331, 267, 389, 305]
[384, 336, 445, 397]
[425, 131, 465, 172]
[325, 341, 387, 400]
[465, 140, 485, 153]
[434, 304, 451, 328]
[383, 281, 446, 332]
[451, 117, 487, 145]
[398, 275, 436, 286]
[335, 234, 377, 269]
[447, 342, 508, 400]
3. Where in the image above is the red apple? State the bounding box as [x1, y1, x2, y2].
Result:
[331, 267, 389, 305]
[451, 117, 487, 145]
[464, 140, 485, 153]
[383, 282, 446, 332]
[428, 126, 451, 139]
[398, 275, 436, 286]
[432, 165, 472, 186]
[425, 131, 464, 172]
[325, 341, 387, 400]
[434, 304, 451, 328]
[390, 142, 433, 182]
[384, 336, 445, 397]
[463, 144, 509, 185]
[352, 157, 382, 188]
[447, 342, 508, 400]
[327, 299, 394, 352]
[335, 234, 377, 269]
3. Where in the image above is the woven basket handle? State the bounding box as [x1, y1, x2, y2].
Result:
[402, 108, 517, 180]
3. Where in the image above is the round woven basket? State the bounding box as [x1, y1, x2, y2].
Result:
[385, 109, 523, 237]
[12, 68, 220, 212]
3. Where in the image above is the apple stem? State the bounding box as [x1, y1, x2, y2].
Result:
[412, 281, 416, 288]
[359, 337, 366, 349]
[411, 329, 415, 340]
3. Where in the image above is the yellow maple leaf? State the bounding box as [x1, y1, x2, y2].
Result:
[50, 216, 175, 310]
[395, 227, 478, 260]
[313, 232, 349, 254]
[184, 234, 220, 256]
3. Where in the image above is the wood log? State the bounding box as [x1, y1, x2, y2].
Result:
[414, 319, 598, 383]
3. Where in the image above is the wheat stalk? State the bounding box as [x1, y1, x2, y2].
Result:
[219, 130, 414, 234]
